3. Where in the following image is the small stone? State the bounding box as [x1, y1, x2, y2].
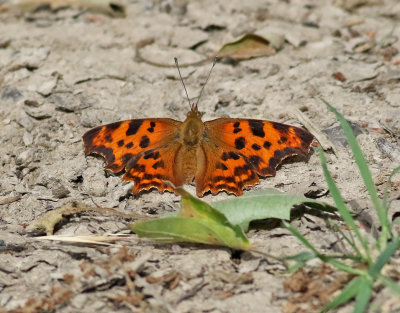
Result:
[1, 87, 23, 102]
[16, 150, 33, 166]
[22, 131, 33, 146]
[52, 186, 70, 199]
[37, 78, 57, 96]
[322, 122, 363, 147]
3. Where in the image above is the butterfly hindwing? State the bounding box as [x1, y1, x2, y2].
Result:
[196, 141, 259, 196]
[122, 144, 183, 194]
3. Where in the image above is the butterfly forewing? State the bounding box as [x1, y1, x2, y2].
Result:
[196, 118, 314, 196]
[82, 118, 182, 190]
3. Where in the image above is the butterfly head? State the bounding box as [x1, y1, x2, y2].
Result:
[187, 102, 202, 119]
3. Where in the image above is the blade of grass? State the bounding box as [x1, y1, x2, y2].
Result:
[319, 146, 371, 264]
[328, 220, 363, 259]
[285, 251, 316, 273]
[353, 277, 373, 313]
[378, 274, 400, 295]
[321, 276, 363, 312]
[369, 237, 399, 279]
[321, 98, 389, 247]
[285, 222, 365, 276]
[383, 165, 400, 220]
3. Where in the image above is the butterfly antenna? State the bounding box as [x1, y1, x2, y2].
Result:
[195, 57, 218, 107]
[174, 57, 192, 110]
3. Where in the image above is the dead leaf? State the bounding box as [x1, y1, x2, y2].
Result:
[0, 0, 125, 17]
[216, 34, 275, 60]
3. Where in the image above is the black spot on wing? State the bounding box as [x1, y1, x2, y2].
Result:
[152, 160, 165, 169]
[294, 127, 314, 149]
[105, 134, 113, 142]
[139, 135, 150, 148]
[267, 147, 299, 171]
[221, 151, 240, 161]
[212, 176, 235, 183]
[233, 122, 242, 134]
[216, 162, 228, 170]
[143, 150, 160, 160]
[104, 121, 123, 131]
[126, 120, 143, 136]
[125, 142, 133, 149]
[248, 155, 262, 168]
[234, 164, 251, 176]
[117, 140, 124, 147]
[235, 137, 245, 150]
[252, 143, 261, 150]
[272, 122, 290, 134]
[138, 181, 163, 189]
[263, 141, 271, 149]
[248, 120, 265, 138]
[278, 136, 288, 144]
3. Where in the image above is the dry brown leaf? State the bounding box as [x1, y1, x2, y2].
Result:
[216, 34, 275, 60]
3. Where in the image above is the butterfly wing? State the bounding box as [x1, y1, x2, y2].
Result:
[82, 118, 182, 194]
[196, 118, 314, 196]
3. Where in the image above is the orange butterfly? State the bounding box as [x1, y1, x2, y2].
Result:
[82, 61, 314, 197]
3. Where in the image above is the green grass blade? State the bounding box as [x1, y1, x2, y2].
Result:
[321, 276, 362, 312]
[378, 274, 400, 295]
[321, 99, 389, 246]
[328, 220, 363, 259]
[319, 146, 371, 263]
[383, 165, 400, 220]
[369, 237, 399, 279]
[285, 251, 316, 273]
[285, 222, 365, 275]
[284, 222, 320, 255]
[353, 277, 373, 313]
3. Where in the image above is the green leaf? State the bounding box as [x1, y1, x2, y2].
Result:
[321, 98, 389, 247]
[131, 216, 251, 250]
[353, 277, 373, 313]
[321, 276, 363, 312]
[130, 186, 250, 250]
[212, 189, 336, 231]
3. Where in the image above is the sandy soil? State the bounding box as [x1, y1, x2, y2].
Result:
[0, 0, 400, 312]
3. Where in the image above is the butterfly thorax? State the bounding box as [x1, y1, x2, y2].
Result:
[180, 108, 204, 146]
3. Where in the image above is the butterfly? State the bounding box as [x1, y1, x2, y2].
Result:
[83, 58, 313, 197]
[82, 100, 314, 197]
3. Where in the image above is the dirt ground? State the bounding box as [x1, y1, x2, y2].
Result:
[1, 0, 400, 312]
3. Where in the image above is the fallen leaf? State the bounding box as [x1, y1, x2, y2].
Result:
[216, 34, 275, 60]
